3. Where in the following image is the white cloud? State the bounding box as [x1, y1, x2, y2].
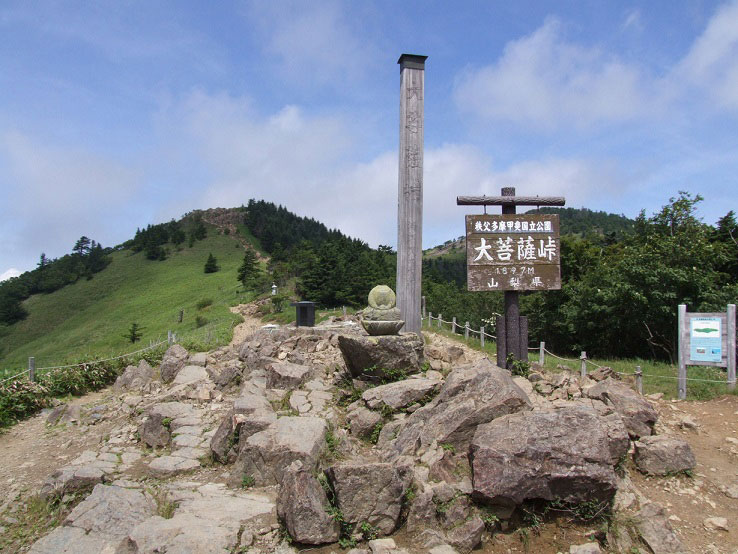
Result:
[677, 0, 738, 110]
[0, 268, 21, 281]
[622, 9, 643, 32]
[0, 132, 141, 267]
[454, 18, 655, 129]
[243, 0, 376, 88]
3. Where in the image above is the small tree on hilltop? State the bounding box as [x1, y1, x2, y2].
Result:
[204, 253, 219, 273]
[124, 322, 144, 343]
[237, 249, 260, 289]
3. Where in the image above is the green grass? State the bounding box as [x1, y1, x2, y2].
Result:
[423, 320, 736, 401]
[0, 228, 247, 375]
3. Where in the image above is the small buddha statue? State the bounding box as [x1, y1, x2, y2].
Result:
[361, 285, 405, 335]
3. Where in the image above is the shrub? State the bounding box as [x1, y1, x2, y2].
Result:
[195, 298, 213, 310]
[195, 315, 208, 328]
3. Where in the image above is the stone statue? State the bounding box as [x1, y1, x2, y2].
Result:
[361, 285, 405, 335]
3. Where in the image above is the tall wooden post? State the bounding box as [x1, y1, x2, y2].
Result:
[397, 54, 427, 336]
[678, 304, 687, 399]
[727, 304, 736, 390]
[502, 187, 521, 365]
[28, 357, 35, 383]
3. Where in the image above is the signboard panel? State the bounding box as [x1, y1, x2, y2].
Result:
[689, 316, 722, 363]
[465, 214, 561, 291]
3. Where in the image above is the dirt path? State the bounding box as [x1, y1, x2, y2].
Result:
[229, 302, 267, 346]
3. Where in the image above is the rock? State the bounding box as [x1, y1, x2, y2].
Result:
[679, 415, 698, 431]
[265, 360, 312, 389]
[172, 364, 210, 385]
[68, 484, 154, 537]
[703, 517, 729, 532]
[387, 359, 531, 457]
[39, 466, 104, 500]
[633, 436, 696, 476]
[148, 455, 200, 476]
[233, 416, 328, 486]
[585, 377, 657, 438]
[588, 367, 613, 382]
[338, 334, 425, 379]
[471, 407, 618, 507]
[46, 403, 81, 426]
[721, 483, 738, 499]
[429, 546, 459, 554]
[189, 351, 208, 366]
[325, 462, 411, 536]
[159, 344, 189, 383]
[123, 483, 276, 553]
[362, 379, 442, 411]
[445, 516, 484, 553]
[569, 543, 601, 554]
[278, 461, 340, 545]
[347, 406, 382, 439]
[138, 402, 193, 448]
[29, 526, 115, 554]
[636, 502, 687, 553]
[114, 359, 153, 390]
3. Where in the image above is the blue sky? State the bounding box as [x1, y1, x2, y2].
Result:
[2, 0, 738, 278]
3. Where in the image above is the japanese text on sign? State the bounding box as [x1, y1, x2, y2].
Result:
[466, 214, 561, 291]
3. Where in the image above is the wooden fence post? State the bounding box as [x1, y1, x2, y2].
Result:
[452, 317, 457, 334]
[342, 306, 347, 317]
[539, 342, 545, 366]
[438, 314, 442, 329]
[480, 326, 485, 349]
[428, 312, 432, 328]
[580, 351, 587, 378]
[635, 365, 643, 394]
[728, 304, 736, 391]
[167, 330, 173, 346]
[178, 309, 184, 323]
[28, 357, 35, 383]
[678, 304, 687, 399]
[464, 321, 469, 340]
[422, 296, 427, 319]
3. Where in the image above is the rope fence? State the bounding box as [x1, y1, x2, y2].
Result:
[421, 307, 736, 396]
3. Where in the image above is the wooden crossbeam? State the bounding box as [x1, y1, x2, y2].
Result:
[457, 195, 566, 207]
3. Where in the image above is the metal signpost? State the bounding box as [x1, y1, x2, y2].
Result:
[458, 187, 565, 368]
[677, 304, 736, 399]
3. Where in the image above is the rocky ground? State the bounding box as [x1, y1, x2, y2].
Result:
[0, 303, 736, 554]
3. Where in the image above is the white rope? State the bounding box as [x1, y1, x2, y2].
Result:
[36, 340, 168, 371]
[0, 369, 31, 384]
[543, 348, 579, 364]
[483, 331, 497, 339]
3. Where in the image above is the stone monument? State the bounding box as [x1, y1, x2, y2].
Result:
[361, 285, 405, 336]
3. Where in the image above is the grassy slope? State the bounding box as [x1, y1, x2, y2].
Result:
[0, 228, 246, 373]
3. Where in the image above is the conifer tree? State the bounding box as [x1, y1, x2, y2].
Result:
[204, 253, 219, 273]
[237, 250, 260, 289]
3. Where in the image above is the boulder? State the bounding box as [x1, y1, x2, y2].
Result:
[138, 402, 193, 448]
[67, 484, 154, 538]
[570, 544, 602, 554]
[188, 352, 207, 366]
[46, 403, 81, 426]
[277, 461, 340, 544]
[172, 365, 210, 385]
[265, 360, 312, 389]
[445, 516, 484, 553]
[633, 436, 696, 476]
[232, 416, 328, 486]
[159, 344, 189, 383]
[362, 379, 442, 411]
[636, 502, 687, 553]
[210, 394, 276, 463]
[387, 360, 531, 457]
[338, 334, 425, 379]
[39, 465, 105, 500]
[347, 406, 382, 439]
[585, 377, 657, 438]
[114, 359, 153, 390]
[325, 462, 412, 536]
[470, 407, 619, 507]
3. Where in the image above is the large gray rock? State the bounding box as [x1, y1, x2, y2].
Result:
[172, 364, 209, 385]
[232, 416, 328, 486]
[159, 344, 189, 383]
[470, 407, 619, 507]
[210, 394, 276, 463]
[114, 359, 153, 390]
[46, 403, 81, 426]
[325, 462, 412, 536]
[636, 502, 687, 553]
[138, 402, 193, 448]
[634, 435, 696, 476]
[338, 334, 425, 379]
[265, 360, 312, 389]
[362, 379, 442, 411]
[585, 377, 657, 438]
[387, 360, 531, 457]
[39, 465, 105, 501]
[278, 461, 340, 544]
[347, 406, 382, 439]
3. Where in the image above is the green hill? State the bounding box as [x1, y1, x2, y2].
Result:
[0, 222, 249, 373]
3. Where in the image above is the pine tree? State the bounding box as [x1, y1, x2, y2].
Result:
[204, 253, 219, 273]
[237, 250, 260, 289]
[123, 322, 144, 343]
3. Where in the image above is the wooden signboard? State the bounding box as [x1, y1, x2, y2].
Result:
[465, 214, 561, 291]
[677, 304, 736, 398]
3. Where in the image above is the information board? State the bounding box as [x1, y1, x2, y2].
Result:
[465, 214, 561, 291]
[689, 316, 722, 363]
